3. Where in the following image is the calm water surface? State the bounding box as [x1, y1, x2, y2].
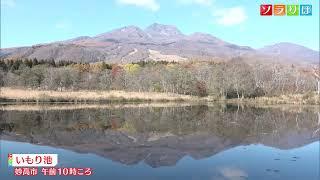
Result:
[0, 104, 319, 180]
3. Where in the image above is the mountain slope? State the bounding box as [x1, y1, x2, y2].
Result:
[1, 24, 318, 64]
[258, 42, 319, 64]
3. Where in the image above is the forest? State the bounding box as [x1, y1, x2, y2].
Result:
[0, 58, 319, 99]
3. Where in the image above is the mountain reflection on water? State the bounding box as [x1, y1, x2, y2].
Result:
[1, 104, 319, 169]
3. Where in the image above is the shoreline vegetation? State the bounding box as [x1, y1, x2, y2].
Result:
[0, 87, 319, 105]
[0, 59, 319, 105]
[0, 87, 195, 103]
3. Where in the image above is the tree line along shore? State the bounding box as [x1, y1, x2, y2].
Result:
[0, 58, 319, 104]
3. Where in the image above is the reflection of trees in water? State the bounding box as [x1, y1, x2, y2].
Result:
[0, 105, 319, 140]
[1, 105, 319, 167]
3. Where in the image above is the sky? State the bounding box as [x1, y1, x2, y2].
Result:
[1, 0, 319, 50]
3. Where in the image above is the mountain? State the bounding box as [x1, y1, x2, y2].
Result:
[258, 42, 319, 64]
[94, 25, 150, 43]
[145, 23, 184, 41]
[0, 24, 318, 64]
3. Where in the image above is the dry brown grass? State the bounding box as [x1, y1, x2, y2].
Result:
[0, 102, 199, 111]
[1, 87, 318, 105]
[249, 93, 320, 105]
[0, 87, 199, 102]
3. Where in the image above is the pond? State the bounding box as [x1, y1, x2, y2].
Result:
[0, 103, 319, 180]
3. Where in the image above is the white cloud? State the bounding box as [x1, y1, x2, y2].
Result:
[1, 0, 16, 7]
[177, 0, 213, 6]
[219, 167, 248, 180]
[117, 0, 160, 12]
[213, 6, 247, 26]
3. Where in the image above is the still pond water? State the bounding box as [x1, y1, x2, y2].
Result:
[0, 103, 319, 180]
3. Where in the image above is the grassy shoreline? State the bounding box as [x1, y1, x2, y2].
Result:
[225, 93, 320, 105]
[0, 87, 199, 103]
[1, 101, 319, 112]
[0, 87, 319, 105]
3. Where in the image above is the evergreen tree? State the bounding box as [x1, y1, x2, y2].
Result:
[32, 58, 39, 66]
[49, 58, 56, 67]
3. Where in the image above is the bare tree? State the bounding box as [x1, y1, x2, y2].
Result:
[313, 66, 320, 95]
[0, 69, 4, 96]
